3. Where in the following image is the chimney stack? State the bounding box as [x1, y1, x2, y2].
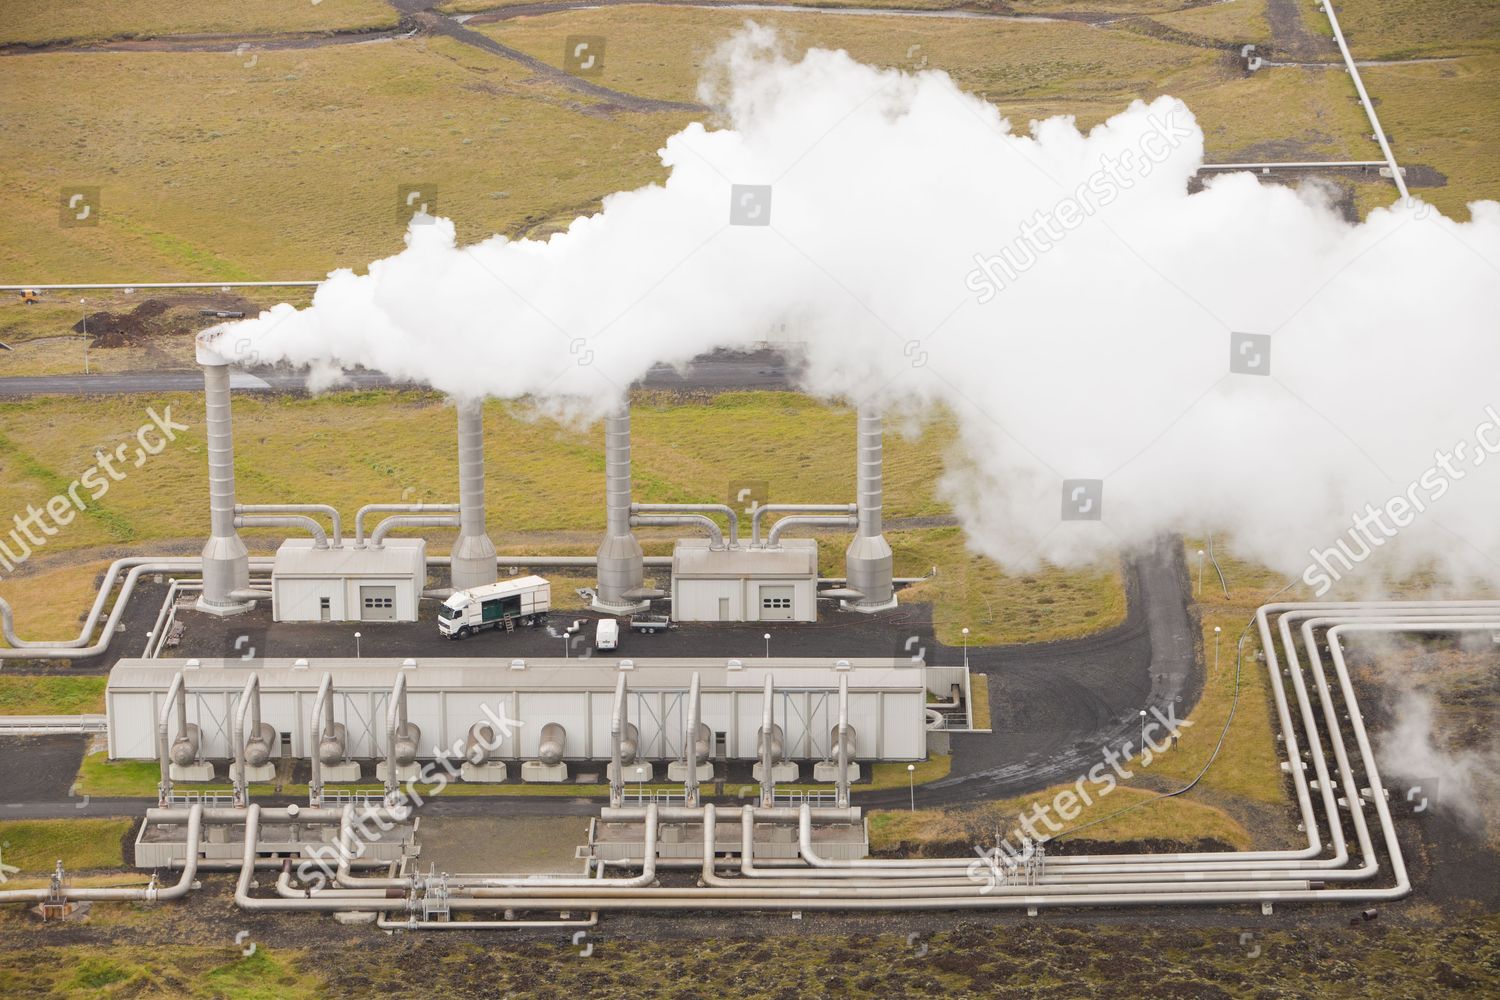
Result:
[450, 398, 498, 591]
[594, 404, 647, 613]
[195, 346, 252, 616]
[843, 403, 896, 612]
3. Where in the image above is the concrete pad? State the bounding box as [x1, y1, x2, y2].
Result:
[521, 760, 568, 783]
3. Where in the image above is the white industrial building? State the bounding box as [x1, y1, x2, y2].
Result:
[105, 657, 932, 763]
[270, 539, 427, 623]
[670, 539, 819, 622]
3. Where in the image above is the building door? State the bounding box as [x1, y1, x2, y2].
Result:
[759, 585, 795, 621]
[717, 597, 730, 622]
[359, 585, 397, 621]
[319, 597, 331, 622]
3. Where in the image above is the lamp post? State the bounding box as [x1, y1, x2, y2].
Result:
[763, 633, 770, 660]
[354, 631, 362, 659]
[907, 763, 916, 812]
[80, 298, 89, 374]
[961, 627, 970, 670]
[1139, 708, 1146, 750]
[1214, 625, 1222, 674]
[1196, 549, 1205, 596]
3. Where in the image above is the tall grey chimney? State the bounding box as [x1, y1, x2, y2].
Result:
[843, 403, 896, 612]
[195, 349, 252, 616]
[594, 404, 647, 613]
[450, 398, 497, 591]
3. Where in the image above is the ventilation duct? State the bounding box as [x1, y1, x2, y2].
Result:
[450, 398, 498, 591]
[594, 405, 648, 612]
[195, 346, 252, 616]
[843, 404, 896, 612]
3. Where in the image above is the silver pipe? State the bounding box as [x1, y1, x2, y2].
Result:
[451, 398, 498, 591]
[759, 676, 776, 807]
[767, 514, 856, 547]
[384, 673, 408, 803]
[0, 804, 203, 904]
[371, 514, 460, 548]
[235, 504, 342, 545]
[610, 674, 627, 808]
[684, 673, 702, 808]
[231, 673, 260, 807]
[836, 675, 850, 809]
[751, 504, 855, 547]
[631, 504, 740, 547]
[309, 673, 334, 808]
[155, 672, 188, 807]
[235, 514, 328, 548]
[631, 513, 724, 549]
[353, 503, 458, 548]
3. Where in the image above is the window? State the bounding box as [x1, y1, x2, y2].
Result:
[363, 596, 393, 609]
[761, 596, 792, 609]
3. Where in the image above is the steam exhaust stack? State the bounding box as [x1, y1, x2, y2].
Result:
[594, 404, 648, 613]
[195, 343, 252, 616]
[450, 398, 498, 591]
[843, 403, 896, 612]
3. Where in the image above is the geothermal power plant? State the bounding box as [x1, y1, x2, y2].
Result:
[0, 324, 1449, 929]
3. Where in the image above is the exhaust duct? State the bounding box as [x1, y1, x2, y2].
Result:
[594, 405, 648, 612]
[450, 398, 498, 591]
[195, 349, 252, 616]
[843, 404, 896, 612]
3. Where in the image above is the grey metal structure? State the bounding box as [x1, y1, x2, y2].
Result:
[195, 348, 253, 616]
[594, 405, 648, 613]
[450, 398, 498, 591]
[843, 404, 895, 612]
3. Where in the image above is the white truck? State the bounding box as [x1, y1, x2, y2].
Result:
[594, 618, 619, 651]
[438, 575, 551, 639]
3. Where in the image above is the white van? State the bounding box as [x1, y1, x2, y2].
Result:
[595, 618, 619, 651]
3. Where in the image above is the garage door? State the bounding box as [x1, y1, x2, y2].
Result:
[359, 585, 397, 621]
[759, 585, 795, 621]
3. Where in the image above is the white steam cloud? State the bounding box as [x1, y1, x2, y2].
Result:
[207, 25, 1500, 589]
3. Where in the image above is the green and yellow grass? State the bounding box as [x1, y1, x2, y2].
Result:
[0, 817, 132, 873]
[0, 0, 398, 47]
[0, 675, 107, 715]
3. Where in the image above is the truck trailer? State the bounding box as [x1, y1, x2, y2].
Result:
[438, 575, 551, 639]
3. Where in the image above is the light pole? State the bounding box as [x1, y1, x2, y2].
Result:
[80, 298, 89, 374]
[1139, 708, 1146, 750]
[763, 633, 770, 660]
[354, 631, 362, 658]
[961, 627, 970, 670]
[1213, 625, 1222, 674]
[1196, 549, 1205, 596]
[907, 763, 916, 812]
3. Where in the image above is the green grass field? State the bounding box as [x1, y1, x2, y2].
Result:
[0, 818, 131, 873]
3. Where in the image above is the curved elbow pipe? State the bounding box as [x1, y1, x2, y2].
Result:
[631, 504, 739, 547]
[768, 515, 857, 547]
[354, 503, 459, 547]
[232, 673, 261, 807]
[384, 673, 409, 803]
[236, 504, 342, 545]
[631, 513, 723, 550]
[370, 514, 460, 548]
[235, 514, 329, 548]
[751, 504, 856, 546]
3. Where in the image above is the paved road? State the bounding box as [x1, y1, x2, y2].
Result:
[0, 350, 799, 396]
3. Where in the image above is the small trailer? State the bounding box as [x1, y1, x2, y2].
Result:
[438, 575, 550, 639]
[628, 615, 677, 634]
